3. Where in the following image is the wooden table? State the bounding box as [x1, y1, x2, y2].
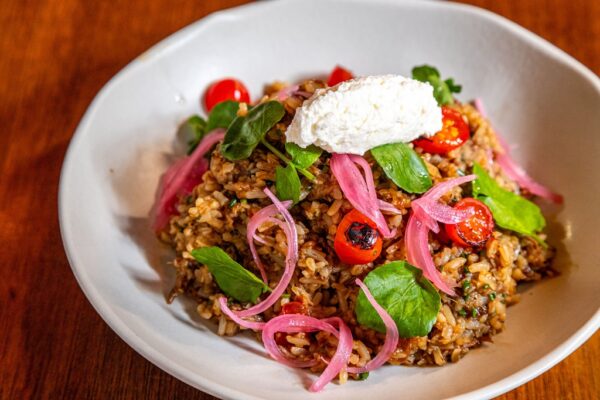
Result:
[1, 0, 597, 398]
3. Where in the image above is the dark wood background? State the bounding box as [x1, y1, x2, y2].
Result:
[1, 1, 598, 398]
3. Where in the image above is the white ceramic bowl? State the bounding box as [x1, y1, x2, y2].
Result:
[59, 0, 600, 398]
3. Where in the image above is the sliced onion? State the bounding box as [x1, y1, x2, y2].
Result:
[218, 297, 265, 331]
[378, 200, 402, 215]
[151, 129, 225, 231]
[347, 279, 398, 374]
[261, 315, 353, 392]
[234, 188, 298, 318]
[246, 201, 292, 283]
[474, 98, 562, 204]
[406, 212, 456, 296]
[275, 84, 299, 101]
[330, 153, 394, 238]
[497, 153, 564, 204]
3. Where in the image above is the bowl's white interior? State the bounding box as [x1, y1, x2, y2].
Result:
[59, 0, 600, 399]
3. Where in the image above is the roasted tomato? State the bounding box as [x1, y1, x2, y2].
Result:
[334, 209, 383, 264]
[413, 106, 470, 154]
[203, 78, 250, 112]
[327, 65, 354, 86]
[445, 198, 494, 247]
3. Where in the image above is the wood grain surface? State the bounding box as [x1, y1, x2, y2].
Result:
[1, 1, 598, 399]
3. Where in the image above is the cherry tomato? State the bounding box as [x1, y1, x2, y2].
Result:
[413, 106, 470, 154]
[327, 65, 354, 86]
[203, 78, 250, 112]
[281, 301, 308, 315]
[334, 209, 383, 265]
[445, 198, 494, 247]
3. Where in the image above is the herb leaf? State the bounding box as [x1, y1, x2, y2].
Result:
[221, 101, 285, 161]
[285, 142, 322, 169]
[472, 163, 546, 236]
[275, 163, 301, 204]
[206, 100, 240, 132]
[355, 261, 441, 337]
[411, 65, 462, 106]
[190, 246, 270, 303]
[371, 143, 432, 193]
[179, 115, 208, 154]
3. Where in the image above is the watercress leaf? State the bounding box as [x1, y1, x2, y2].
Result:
[275, 163, 301, 204]
[206, 100, 240, 132]
[179, 115, 208, 154]
[472, 163, 545, 236]
[190, 246, 270, 303]
[355, 261, 441, 337]
[371, 143, 432, 193]
[411, 65, 461, 106]
[285, 142, 322, 169]
[221, 101, 285, 161]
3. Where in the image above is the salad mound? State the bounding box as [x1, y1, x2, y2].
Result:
[154, 66, 559, 392]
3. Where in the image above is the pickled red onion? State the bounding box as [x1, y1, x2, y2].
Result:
[218, 297, 265, 331]
[406, 176, 476, 295]
[234, 188, 298, 318]
[473, 98, 563, 204]
[246, 201, 292, 283]
[151, 129, 225, 231]
[347, 279, 398, 374]
[330, 153, 397, 238]
[261, 315, 353, 392]
[275, 84, 299, 101]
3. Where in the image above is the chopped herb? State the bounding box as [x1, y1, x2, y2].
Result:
[463, 265, 470, 274]
[229, 197, 238, 207]
[462, 280, 471, 290]
[463, 293, 470, 301]
[488, 292, 497, 301]
[458, 309, 467, 317]
[411, 65, 462, 106]
[281, 293, 291, 299]
[482, 283, 490, 290]
[471, 308, 479, 318]
[358, 372, 370, 381]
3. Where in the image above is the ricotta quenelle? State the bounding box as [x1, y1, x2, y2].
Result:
[285, 75, 442, 155]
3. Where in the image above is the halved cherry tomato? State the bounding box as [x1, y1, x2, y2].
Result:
[334, 209, 382, 265]
[281, 301, 308, 315]
[413, 106, 470, 154]
[327, 65, 354, 86]
[203, 78, 250, 112]
[445, 198, 494, 247]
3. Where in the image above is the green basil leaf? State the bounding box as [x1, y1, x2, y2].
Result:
[371, 143, 432, 194]
[472, 163, 545, 236]
[190, 246, 270, 303]
[275, 163, 301, 204]
[285, 142, 322, 169]
[179, 115, 208, 154]
[221, 101, 285, 161]
[206, 100, 240, 132]
[411, 65, 461, 106]
[355, 261, 441, 337]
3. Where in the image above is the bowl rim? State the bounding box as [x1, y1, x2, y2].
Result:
[58, 0, 600, 399]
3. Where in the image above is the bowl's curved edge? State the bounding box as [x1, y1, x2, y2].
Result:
[58, 1, 600, 399]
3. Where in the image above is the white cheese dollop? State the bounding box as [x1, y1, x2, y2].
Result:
[285, 75, 442, 155]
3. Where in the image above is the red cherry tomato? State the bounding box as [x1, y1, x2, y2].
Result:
[204, 78, 250, 112]
[327, 66, 354, 86]
[281, 301, 308, 315]
[445, 198, 494, 247]
[413, 106, 470, 154]
[334, 209, 383, 265]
